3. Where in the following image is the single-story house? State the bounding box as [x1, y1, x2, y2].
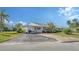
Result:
[23, 23, 48, 33]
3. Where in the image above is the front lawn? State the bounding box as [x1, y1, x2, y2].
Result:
[0, 32, 20, 43]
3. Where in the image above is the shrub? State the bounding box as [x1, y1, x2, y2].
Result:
[52, 28, 58, 33]
[17, 28, 24, 33]
[43, 28, 62, 33]
[3, 27, 9, 31]
[76, 27, 79, 32]
[52, 28, 62, 33]
[13, 27, 17, 31]
[63, 28, 72, 34]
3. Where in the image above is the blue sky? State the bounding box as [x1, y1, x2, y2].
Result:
[0, 7, 79, 27]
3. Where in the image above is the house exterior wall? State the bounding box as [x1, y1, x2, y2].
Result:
[24, 26, 44, 33]
[34, 27, 43, 33]
[23, 23, 48, 33]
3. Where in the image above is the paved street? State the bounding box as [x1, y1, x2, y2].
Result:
[0, 34, 79, 51]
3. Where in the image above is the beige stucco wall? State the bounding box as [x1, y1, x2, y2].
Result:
[23, 26, 44, 33]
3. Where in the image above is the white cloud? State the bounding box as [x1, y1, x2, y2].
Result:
[19, 21, 27, 26]
[58, 7, 79, 20]
[69, 15, 79, 20]
[65, 7, 72, 11]
[9, 21, 13, 24]
[4, 20, 14, 25]
[58, 7, 73, 16]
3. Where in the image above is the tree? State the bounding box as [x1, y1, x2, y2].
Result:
[47, 22, 55, 32]
[72, 19, 79, 27]
[14, 23, 25, 33]
[67, 18, 79, 28]
[0, 10, 9, 32]
[67, 20, 71, 26]
[3, 25, 8, 31]
[67, 18, 79, 32]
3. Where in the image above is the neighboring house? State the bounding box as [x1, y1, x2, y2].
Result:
[23, 23, 48, 33]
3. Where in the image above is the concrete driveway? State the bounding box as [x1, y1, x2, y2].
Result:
[0, 34, 79, 51]
[1, 34, 57, 44]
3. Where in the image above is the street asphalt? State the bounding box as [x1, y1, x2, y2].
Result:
[0, 34, 79, 51]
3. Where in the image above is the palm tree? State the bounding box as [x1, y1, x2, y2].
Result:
[0, 10, 9, 32]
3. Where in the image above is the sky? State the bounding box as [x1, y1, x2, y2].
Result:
[0, 7, 79, 27]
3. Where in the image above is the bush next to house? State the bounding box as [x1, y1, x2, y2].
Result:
[75, 27, 79, 33]
[16, 28, 25, 33]
[51, 28, 62, 33]
[17, 28, 23, 33]
[52, 28, 58, 33]
[13, 23, 25, 33]
[63, 28, 72, 35]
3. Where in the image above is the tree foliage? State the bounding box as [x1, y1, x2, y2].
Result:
[63, 28, 72, 35]
[47, 22, 55, 32]
[67, 18, 79, 28]
[0, 10, 9, 32]
[14, 23, 25, 33]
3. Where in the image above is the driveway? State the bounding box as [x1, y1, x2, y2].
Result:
[1, 34, 57, 44]
[0, 34, 79, 51]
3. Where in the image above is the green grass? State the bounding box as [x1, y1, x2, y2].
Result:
[53, 32, 79, 38]
[0, 31, 20, 43]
